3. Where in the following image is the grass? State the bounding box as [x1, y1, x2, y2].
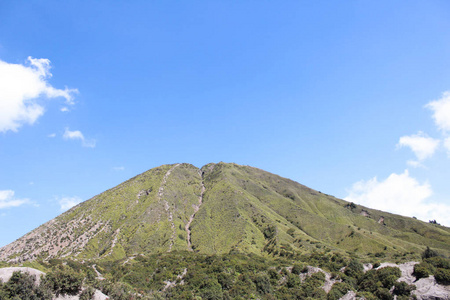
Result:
[1, 162, 449, 265]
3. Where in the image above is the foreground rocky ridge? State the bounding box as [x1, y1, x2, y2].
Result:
[1, 260, 449, 300]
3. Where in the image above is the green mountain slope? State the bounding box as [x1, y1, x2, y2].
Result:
[1, 163, 449, 264]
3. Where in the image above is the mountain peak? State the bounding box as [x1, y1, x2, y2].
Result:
[1, 163, 449, 264]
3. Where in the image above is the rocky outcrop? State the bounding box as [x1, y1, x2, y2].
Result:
[353, 262, 450, 300]
[0, 267, 45, 285]
[0, 267, 109, 300]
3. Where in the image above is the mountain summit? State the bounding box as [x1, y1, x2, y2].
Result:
[1, 163, 449, 263]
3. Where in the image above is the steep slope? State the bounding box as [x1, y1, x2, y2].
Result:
[1, 163, 449, 264]
[0, 163, 204, 262]
[191, 163, 450, 258]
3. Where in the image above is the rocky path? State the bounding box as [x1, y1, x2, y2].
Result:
[185, 170, 205, 251]
[92, 264, 104, 280]
[158, 164, 180, 252]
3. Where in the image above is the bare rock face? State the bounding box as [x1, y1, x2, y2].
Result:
[413, 276, 450, 300]
[360, 210, 370, 217]
[339, 290, 357, 300]
[374, 262, 450, 300]
[54, 290, 108, 300]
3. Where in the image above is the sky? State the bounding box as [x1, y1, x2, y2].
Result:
[1, 1, 450, 247]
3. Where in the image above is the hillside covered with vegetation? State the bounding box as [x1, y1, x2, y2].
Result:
[0, 162, 449, 299]
[1, 247, 449, 299]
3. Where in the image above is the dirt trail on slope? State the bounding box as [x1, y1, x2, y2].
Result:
[158, 164, 180, 252]
[185, 170, 205, 251]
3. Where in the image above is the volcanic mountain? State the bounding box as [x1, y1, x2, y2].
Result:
[1, 162, 449, 263]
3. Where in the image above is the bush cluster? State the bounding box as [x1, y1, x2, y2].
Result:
[0, 263, 88, 300]
[3, 246, 448, 299]
[414, 252, 450, 285]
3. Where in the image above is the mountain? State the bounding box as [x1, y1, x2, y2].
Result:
[1, 162, 449, 264]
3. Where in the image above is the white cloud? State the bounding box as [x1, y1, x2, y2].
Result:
[445, 137, 450, 156]
[113, 166, 125, 171]
[426, 91, 450, 133]
[60, 107, 69, 112]
[397, 132, 440, 165]
[59, 196, 82, 211]
[345, 170, 450, 226]
[0, 190, 30, 209]
[0, 57, 78, 133]
[48, 133, 56, 138]
[63, 128, 84, 140]
[63, 128, 96, 148]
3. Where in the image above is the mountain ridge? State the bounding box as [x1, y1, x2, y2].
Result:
[1, 162, 449, 264]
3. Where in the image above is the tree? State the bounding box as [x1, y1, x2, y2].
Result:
[3, 271, 52, 300]
[42, 265, 84, 296]
[422, 246, 438, 259]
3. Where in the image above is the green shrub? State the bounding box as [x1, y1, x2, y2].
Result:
[217, 272, 233, 290]
[200, 278, 223, 300]
[253, 274, 271, 294]
[287, 228, 295, 237]
[425, 256, 450, 269]
[307, 287, 327, 299]
[42, 265, 84, 296]
[435, 268, 450, 285]
[291, 263, 303, 275]
[80, 286, 96, 300]
[3, 271, 52, 300]
[344, 259, 364, 279]
[376, 266, 401, 289]
[286, 273, 301, 288]
[268, 269, 280, 280]
[375, 287, 393, 300]
[263, 225, 277, 239]
[393, 281, 415, 296]
[327, 282, 352, 300]
[422, 247, 438, 259]
[357, 270, 378, 293]
[357, 291, 378, 300]
[413, 263, 431, 279]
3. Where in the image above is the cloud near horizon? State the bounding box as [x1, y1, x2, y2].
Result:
[63, 128, 96, 148]
[0, 57, 78, 133]
[0, 190, 30, 209]
[345, 170, 450, 226]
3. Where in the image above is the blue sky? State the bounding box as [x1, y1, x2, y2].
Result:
[1, 1, 450, 247]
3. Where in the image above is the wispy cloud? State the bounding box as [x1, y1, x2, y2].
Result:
[58, 196, 82, 211]
[0, 190, 30, 209]
[113, 166, 125, 171]
[397, 132, 439, 166]
[0, 57, 78, 133]
[426, 91, 450, 133]
[63, 128, 96, 148]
